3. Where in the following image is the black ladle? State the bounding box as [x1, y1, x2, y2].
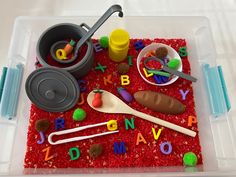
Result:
[50, 4, 123, 64]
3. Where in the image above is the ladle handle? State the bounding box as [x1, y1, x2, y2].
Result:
[163, 65, 197, 82]
[80, 23, 91, 33]
[74, 4, 123, 55]
[146, 57, 197, 82]
[131, 109, 196, 137]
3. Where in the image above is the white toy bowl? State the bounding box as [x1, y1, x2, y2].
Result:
[137, 43, 182, 86]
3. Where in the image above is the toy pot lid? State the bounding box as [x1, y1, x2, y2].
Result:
[25, 67, 80, 112]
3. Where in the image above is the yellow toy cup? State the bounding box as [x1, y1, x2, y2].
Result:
[109, 29, 130, 62]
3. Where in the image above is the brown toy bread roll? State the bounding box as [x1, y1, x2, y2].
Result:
[134, 90, 186, 114]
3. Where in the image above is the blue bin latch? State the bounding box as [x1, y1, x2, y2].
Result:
[0, 64, 24, 119]
[203, 64, 231, 117]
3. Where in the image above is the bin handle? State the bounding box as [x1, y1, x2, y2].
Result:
[0, 62, 24, 119]
[203, 64, 231, 117]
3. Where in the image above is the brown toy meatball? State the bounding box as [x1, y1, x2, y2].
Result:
[155, 47, 168, 59]
[89, 144, 103, 158]
[35, 119, 50, 132]
[117, 63, 130, 74]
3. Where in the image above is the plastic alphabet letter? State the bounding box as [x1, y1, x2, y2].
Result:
[93, 42, 103, 52]
[77, 93, 85, 105]
[107, 120, 118, 131]
[56, 49, 67, 60]
[69, 147, 81, 160]
[134, 40, 145, 50]
[179, 47, 188, 57]
[143, 68, 153, 78]
[152, 128, 162, 141]
[136, 132, 147, 145]
[128, 56, 132, 66]
[154, 74, 162, 84]
[37, 131, 45, 144]
[125, 118, 135, 130]
[179, 89, 189, 100]
[78, 80, 87, 92]
[188, 116, 197, 127]
[95, 63, 107, 73]
[146, 51, 155, 57]
[163, 58, 169, 65]
[42, 146, 54, 161]
[160, 142, 172, 155]
[121, 75, 130, 85]
[114, 142, 126, 154]
[104, 74, 113, 85]
[55, 118, 65, 130]
[153, 75, 168, 84]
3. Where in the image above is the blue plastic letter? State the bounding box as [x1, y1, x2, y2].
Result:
[55, 118, 65, 130]
[179, 89, 189, 100]
[160, 142, 172, 155]
[114, 142, 126, 154]
[37, 131, 45, 144]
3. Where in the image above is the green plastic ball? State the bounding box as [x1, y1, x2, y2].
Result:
[73, 108, 86, 121]
[167, 58, 180, 70]
[99, 36, 109, 48]
[183, 152, 198, 167]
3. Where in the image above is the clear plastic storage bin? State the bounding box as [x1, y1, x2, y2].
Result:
[0, 16, 235, 176]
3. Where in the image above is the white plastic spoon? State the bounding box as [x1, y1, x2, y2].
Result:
[87, 90, 196, 137]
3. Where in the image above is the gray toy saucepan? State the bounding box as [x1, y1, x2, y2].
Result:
[26, 5, 123, 112]
[36, 4, 123, 79]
